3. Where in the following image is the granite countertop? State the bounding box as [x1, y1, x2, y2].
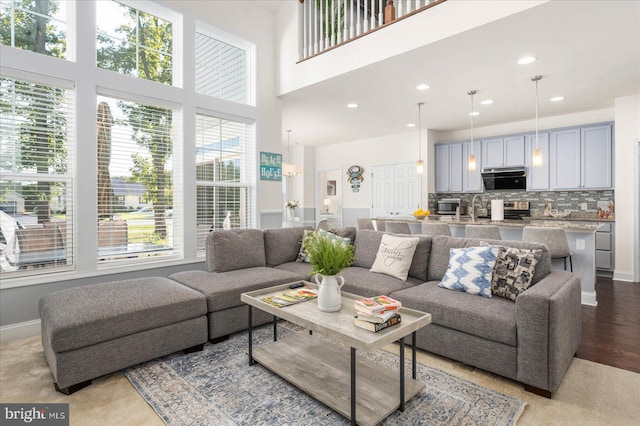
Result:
[426, 217, 603, 231]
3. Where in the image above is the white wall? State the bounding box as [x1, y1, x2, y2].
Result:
[315, 131, 429, 211]
[613, 94, 640, 282]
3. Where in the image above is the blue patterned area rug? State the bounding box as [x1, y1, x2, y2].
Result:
[125, 324, 525, 425]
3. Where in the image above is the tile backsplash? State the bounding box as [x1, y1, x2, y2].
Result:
[429, 190, 615, 217]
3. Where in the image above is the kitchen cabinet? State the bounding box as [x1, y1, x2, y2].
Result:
[463, 140, 483, 192]
[525, 132, 550, 190]
[596, 222, 615, 276]
[550, 124, 613, 190]
[435, 143, 463, 193]
[481, 135, 525, 168]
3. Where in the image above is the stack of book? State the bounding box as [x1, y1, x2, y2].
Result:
[353, 295, 402, 332]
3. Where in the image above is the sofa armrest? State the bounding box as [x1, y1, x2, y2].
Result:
[515, 271, 582, 393]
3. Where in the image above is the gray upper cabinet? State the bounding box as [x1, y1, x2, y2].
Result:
[550, 123, 613, 190]
[463, 140, 483, 192]
[582, 124, 613, 189]
[435, 142, 463, 193]
[526, 132, 550, 190]
[481, 136, 525, 168]
[550, 128, 581, 189]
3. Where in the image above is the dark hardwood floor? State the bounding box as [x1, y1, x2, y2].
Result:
[576, 277, 640, 374]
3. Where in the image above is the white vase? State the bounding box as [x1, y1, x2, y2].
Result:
[286, 207, 295, 221]
[314, 273, 345, 312]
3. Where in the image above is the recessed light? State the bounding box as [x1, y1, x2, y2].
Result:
[407, 123, 416, 128]
[416, 84, 430, 91]
[517, 56, 536, 65]
[550, 96, 565, 102]
[481, 99, 494, 105]
[346, 103, 358, 108]
[469, 111, 480, 116]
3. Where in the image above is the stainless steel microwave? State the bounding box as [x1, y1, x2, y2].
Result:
[437, 199, 467, 215]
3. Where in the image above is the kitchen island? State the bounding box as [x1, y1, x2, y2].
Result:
[379, 216, 602, 306]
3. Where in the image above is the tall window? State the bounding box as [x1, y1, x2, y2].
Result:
[195, 30, 250, 104]
[0, 0, 68, 59]
[196, 114, 254, 253]
[96, 1, 173, 85]
[96, 95, 177, 265]
[0, 76, 74, 277]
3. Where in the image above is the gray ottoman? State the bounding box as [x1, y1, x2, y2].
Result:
[39, 277, 208, 394]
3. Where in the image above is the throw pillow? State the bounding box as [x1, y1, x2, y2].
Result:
[490, 246, 541, 301]
[370, 234, 419, 281]
[318, 228, 351, 246]
[438, 246, 500, 298]
[296, 230, 312, 263]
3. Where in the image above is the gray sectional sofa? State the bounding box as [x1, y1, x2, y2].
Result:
[40, 226, 581, 397]
[170, 226, 581, 397]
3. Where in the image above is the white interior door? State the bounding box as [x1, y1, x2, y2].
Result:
[372, 163, 419, 217]
[372, 165, 394, 217]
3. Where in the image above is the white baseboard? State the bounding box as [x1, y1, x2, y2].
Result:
[613, 270, 637, 282]
[581, 291, 598, 307]
[0, 319, 41, 344]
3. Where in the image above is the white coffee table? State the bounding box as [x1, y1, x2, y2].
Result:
[241, 282, 432, 426]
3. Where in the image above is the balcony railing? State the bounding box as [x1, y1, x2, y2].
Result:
[299, 0, 446, 61]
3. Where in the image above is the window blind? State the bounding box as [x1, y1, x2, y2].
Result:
[0, 76, 74, 277]
[196, 113, 254, 253]
[97, 94, 178, 265]
[195, 32, 247, 104]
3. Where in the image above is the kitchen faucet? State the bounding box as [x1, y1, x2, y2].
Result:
[469, 194, 484, 222]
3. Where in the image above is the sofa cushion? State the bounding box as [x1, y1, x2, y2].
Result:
[206, 229, 266, 272]
[264, 226, 312, 266]
[370, 234, 419, 281]
[428, 236, 551, 284]
[439, 246, 499, 298]
[39, 277, 207, 353]
[169, 267, 304, 312]
[339, 266, 421, 298]
[490, 246, 542, 301]
[273, 261, 314, 279]
[390, 281, 517, 346]
[353, 229, 431, 281]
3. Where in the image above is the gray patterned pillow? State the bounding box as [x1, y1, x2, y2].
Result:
[490, 246, 541, 301]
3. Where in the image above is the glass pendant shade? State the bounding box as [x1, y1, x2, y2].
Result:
[416, 159, 424, 174]
[467, 154, 477, 171]
[532, 148, 543, 167]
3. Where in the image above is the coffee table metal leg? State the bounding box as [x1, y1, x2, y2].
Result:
[412, 331, 417, 380]
[248, 305, 254, 366]
[273, 316, 278, 341]
[399, 337, 405, 412]
[351, 347, 356, 426]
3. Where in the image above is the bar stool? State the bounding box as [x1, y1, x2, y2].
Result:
[385, 222, 411, 234]
[465, 225, 502, 240]
[421, 222, 452, 236]
[374, 219, 386, 232]
[522, 226, 573, 272]
[356, 217, 375, 230]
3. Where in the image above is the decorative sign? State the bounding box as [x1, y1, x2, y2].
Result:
[259, 152, 282, 181]
[347, 165, 364, 192]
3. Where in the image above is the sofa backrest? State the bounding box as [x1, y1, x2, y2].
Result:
[264, 226, 313, 266]
[353, 229, 432, 281]
[206, 229, 266, 272]
[427, 236, 552, 285]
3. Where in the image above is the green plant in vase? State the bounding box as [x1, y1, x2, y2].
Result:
[303, 230, 354, 312]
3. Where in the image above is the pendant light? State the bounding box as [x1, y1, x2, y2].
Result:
[416, 102, 424, 174]
[282, 130, 302, 177]
[467, 90, 477, 171]
[531, 76, 543, 167]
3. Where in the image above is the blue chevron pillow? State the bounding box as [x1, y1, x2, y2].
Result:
[438, 246, 500, 298]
